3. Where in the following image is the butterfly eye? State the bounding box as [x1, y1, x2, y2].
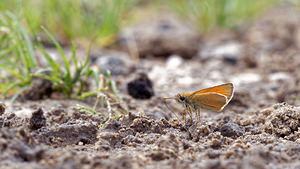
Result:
[179, 96, 185, 101]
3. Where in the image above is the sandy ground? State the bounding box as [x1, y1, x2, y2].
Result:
[1, 3, 300, 169]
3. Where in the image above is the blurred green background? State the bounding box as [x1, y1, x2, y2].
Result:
[0, 0, 280, 46]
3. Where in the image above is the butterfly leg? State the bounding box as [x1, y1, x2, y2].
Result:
[183, 107, 187, 123]
[185, 104, 193, 122]
[196, 109, 200, 121]
[188, 106, 193, 122]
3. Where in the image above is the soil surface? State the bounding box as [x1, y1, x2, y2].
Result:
[1, 4, 300, 169]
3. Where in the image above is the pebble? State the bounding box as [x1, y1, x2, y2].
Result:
[29, 108, 46, 130]
[127, 73, 154, 99]
[220, 123, 244, 137]
[0, 103, 6, 115]
[166, 55, 183, 70]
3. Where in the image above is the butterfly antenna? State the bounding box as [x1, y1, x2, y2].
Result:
[162, 97, 184, 125]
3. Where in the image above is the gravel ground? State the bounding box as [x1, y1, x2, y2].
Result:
[1, 4, 300, 169]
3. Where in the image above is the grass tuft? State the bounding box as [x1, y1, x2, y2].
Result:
[0, 8, 119, 105]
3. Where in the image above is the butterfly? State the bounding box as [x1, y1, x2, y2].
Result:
[164, 83, 234, 122]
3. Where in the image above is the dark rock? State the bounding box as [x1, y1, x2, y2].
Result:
[223, 55, 238, 65]
[220, 123, 244, 137]
[29, 108, 46, 130]
[7, 113, 15, 119]
[0, 103, 5, 115]
[127, 73, 154, 99]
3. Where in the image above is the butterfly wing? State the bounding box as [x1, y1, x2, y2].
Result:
[190, 92, 229, 112]
[189, 83, 234, 100]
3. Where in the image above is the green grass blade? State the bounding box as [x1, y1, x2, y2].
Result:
[83, 43, 91, 67]
[18, 22, 36, 68]
[41, 26, 71, 80]
[16, 43, 31, 78]
[32, 73, 61, 83]
[110, 80, 119, 96]
[0, 44, 16, 58]
[71, 42, 78, 71]
[37, 42, 60, 77]
[77, 91, 97, 100]
[0, 63, 25, 81]
[92, 69, 100, 89]
[75, 105, 102, 115]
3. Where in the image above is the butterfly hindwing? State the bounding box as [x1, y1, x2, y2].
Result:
[190, 92, 228, 112]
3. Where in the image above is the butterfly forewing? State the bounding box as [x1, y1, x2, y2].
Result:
[190, 83, 233, 100]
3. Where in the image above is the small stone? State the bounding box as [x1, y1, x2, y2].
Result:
[29, 108, 46, 130]
[130, 119, 138, 127]
[220, 123, 244, 137]
[0, 103, 6, 115]
[261, 108, 272, 116]
[173, 119, 179, 126]
[127, 73, 154, 99]
[166, 55, 183, 70]
[211, 139, 222, 148]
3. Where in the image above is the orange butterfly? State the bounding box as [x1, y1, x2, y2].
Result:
[164, 83, 234, 122]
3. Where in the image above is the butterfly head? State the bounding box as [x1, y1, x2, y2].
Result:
[175, 94, 186, 104]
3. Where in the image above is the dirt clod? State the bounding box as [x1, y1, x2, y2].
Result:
[35, 122, 98, 145]
[220, 123, 244, 137]
[29, 108, 46, 130]
[127, 73, 154, 99]
[264, 103, 300, 137]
